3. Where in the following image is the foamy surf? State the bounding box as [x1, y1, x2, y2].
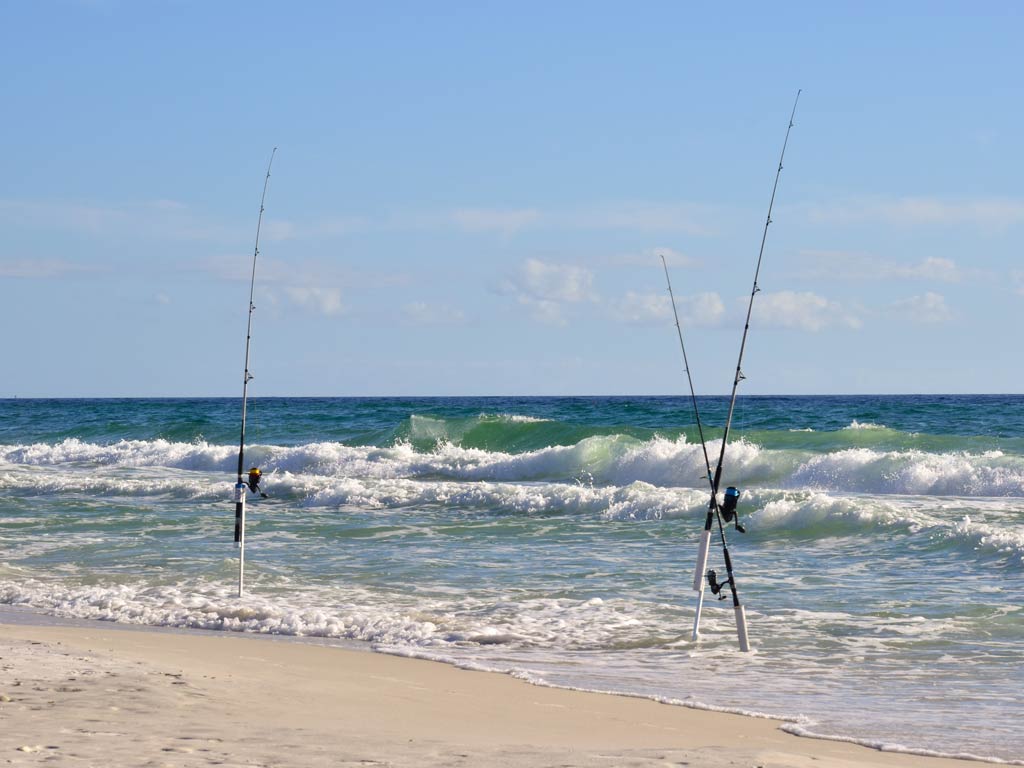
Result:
[1, 395, 1022, 762]
[5, 433, 1024, 496]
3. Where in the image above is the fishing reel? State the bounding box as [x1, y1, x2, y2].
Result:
[706, 569, 732, 600]
[720, 486, 746, 533]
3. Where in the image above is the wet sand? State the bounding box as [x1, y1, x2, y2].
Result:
[0, 621, 981, 767]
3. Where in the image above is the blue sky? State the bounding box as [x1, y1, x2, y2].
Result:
[2, 1, 1021, 396]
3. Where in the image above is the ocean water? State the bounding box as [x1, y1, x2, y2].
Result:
[0, 395, 1022, 762]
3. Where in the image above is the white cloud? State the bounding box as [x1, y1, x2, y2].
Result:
[608, 246, 701, 269]
[309, 215, 368, 237]
[0, 198, 241, 242]
[1013, 270, 1024, 296]
[413, 202, 716, 236]
[1, 196, 720, 248]
[657, 247, 701, 269]
[283, 285, 344, 316]
[198, 256, 362, 318]
[754, 290, 863, 332]
[403, 302, 466, 326]
[515, 258, 597, 303]
[562, 203, 715, 235]
[613, 292, 671, 325]
[0, 197, 353, 246]
[451, 208, 541, 235]
[521, 298, 568, 326]
[686, 292, 727, 325]
[0, 259, 100, 278]
[802, 197, 1024, 230]
[800, 251, 963, 283]
[262, 219, 296, 241]
[612, 290, 723, 327]
[502, 258, 597, 325]
[889, 292, 953, 324]
[898, 257, 962, 282]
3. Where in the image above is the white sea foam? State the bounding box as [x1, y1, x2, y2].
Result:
[3, 435, 778, 489]
[790, 447, 1024, 496]
[3, 398, 1024, 764]
[780, 723, 1024, 765]
[0, 578, 683, 651]
[749, 492, 1024, 560]
[8, 436, 1024, 501]
[951, 515, 1024, 562]
[5, 573, 1018, 763]
[298, 474, 708, 520]
[485, 413, 551, 423]
[752, 491, 903, 530]
[0, 438, 237, 471]
[844, 420, 888, 430]
[0, 466, 225, 500]
[407, 412, 551, 443]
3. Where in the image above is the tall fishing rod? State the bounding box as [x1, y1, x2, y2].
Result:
[233, 147, 277, 599]
[661, 254, 719, 641]
[692, 91, 801, 651]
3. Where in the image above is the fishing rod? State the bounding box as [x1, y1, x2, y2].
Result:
[234, 147, 277, 598]
[690, 91, 801, 651]
[661, 255, 719, 641]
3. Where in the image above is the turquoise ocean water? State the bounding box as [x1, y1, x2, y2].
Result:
[1, 395, 1021, 762]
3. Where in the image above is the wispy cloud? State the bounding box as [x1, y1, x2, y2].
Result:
[304, 215, 369, 238]
[402, 302, 466, 326]
[561, 203, 715, 235]
[0, 198, 243, 242]
[1, 196, 719, 246]
[612, 290, 724, 327]
[1012, 270, 1024, 296]
[800, 251, 965, 283]
[191, 213, 366, 242]
[889, 292, 953, 324]
[753, 290, 863, 332]
[501, 258, 597, 325]
[0, 196, 327, 247]
[888, 256, 962, 281]
[512, 258, 597, 303]
[800, 197, 1024, 230]
[283, 284, 344, 316]
[200, 256, 349, 317]
[451, 208, 541, 235]
[0, 259, 102, 278]
[607, 246, 702, 269]
[414, 202, 716, 236]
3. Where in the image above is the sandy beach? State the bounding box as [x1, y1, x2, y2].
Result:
[0, 620, 983, 768]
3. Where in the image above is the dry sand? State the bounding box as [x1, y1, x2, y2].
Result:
[0, 621, 981, 768]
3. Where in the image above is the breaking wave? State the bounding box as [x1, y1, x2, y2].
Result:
[4, 434, 1024, 498]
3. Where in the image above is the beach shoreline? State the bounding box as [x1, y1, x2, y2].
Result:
[0, 615, 988, 768]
